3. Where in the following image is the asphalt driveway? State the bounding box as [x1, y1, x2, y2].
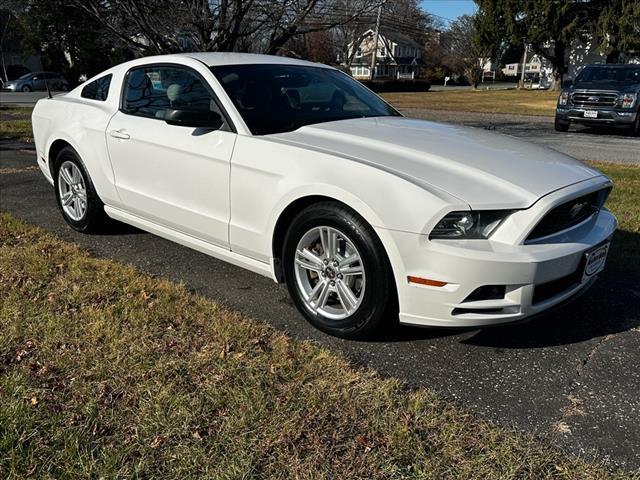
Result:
[1, 149, 639, 471]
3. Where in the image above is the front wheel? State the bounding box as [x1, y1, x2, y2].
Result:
[631, 114, 640, 137]
[554, 117, 570, 132]
[53, 147, 108, 233]
[21, 85, 32, 92]
[283, 202, 395, 339]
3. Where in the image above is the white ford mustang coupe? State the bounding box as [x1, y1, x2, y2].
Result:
[32, 53, 617, 338]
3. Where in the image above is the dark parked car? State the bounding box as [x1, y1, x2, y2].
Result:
[555, 63, 640, 136]
[1, 71, 69, 92]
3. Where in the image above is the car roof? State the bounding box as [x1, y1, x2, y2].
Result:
[180, 52, 333, 69]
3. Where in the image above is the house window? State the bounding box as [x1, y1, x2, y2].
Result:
[355, 48, 363, 58]
[355, 66, 370, 77]
[380, 47, 386, 57]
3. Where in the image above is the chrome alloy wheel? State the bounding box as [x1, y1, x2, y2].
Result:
[294, 226, 366, 320]
[57, 160, 88, 221]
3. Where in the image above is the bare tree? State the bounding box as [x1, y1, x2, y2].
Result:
[331, 0, 434, 70]
[330, 0, 379, 68]
[71, 0, 379, 56]
[447, 14, 492, 89]
[0, 0, 25, 82]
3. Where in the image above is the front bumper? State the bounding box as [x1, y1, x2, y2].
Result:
[556, 107, 637, 125]
[385, 182, 617, 328]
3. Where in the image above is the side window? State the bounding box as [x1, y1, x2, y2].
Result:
[81, 74, 112, 101]
[121, 65, 222, 120]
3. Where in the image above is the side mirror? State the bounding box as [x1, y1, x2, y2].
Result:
[562, 79, 573, 88]
[164, 108, 223, 129]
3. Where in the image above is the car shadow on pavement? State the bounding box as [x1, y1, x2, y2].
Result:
[96, 219, 143, 236]
[572, 125, 637, 138]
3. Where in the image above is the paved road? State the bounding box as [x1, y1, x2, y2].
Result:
[1, 149, 639, 471]
[0, 90, 64, 106]
[429, 82, 516, 91]
[403, 108, 640, 165]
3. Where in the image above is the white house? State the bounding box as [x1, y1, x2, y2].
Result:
[346, 29, 423, 80]
[503, 39, 639, 83]
[502, 53, 551, 78]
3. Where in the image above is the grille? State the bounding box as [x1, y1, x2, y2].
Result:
[532, 261, 583, 305]
[571, 92, 618, 108]
[526, 188, 610, 242]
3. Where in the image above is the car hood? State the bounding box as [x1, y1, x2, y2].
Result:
[573, 82, 639, 92]
[270, 117, 602, 209]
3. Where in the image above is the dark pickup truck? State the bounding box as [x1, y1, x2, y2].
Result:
[555, 63, 640, 136]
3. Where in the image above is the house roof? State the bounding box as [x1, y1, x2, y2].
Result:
[358, 29, 423, 49]
[379, 30, 422, 49]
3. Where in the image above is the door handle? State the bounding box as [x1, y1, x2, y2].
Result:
[109, 129, 130, 140]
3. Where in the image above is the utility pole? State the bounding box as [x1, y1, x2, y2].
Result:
[519, 42, 528, 89]
[369, 4, 382, 81]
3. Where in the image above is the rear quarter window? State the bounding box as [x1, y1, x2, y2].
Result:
[81, 74, 112, 101]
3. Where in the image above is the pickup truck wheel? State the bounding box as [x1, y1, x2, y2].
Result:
[282, 202, 395, 339]
[53, 147, 108, 233]
[554, 118, 570, 132]
[632, 114, 640, 137]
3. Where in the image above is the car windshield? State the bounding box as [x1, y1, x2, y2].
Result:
[210, 64, 400, 135]
[576, 66, 640, 85]
[17, 73, 34, 80]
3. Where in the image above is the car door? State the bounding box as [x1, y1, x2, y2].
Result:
[105, 63, 236, 248]
[31, 74, 45, 90]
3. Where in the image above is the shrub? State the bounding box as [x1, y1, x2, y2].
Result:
[359, 79, 431, 93]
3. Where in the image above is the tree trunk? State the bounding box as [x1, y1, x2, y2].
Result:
[548, 41, 566, 91]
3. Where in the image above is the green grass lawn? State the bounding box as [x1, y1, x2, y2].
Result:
[0, 212, 632, 479]
[0, 106, 33, 144]
[382, 89, 559, 116]
[593, 162, 640, 271]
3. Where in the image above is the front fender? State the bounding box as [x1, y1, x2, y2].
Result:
[229, 134, 465, 265]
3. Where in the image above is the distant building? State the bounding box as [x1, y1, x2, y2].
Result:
[503, 40, 639, 82]
[347, 30, 423, 80]
[502, 53, 551, 78]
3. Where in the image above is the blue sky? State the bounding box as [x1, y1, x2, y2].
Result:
[421, 0, 478, 23]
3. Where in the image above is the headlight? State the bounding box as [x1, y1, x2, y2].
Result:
[558, 91, 569, 106]
[621, 93, 636, 109]
[429, 211, 513, 240]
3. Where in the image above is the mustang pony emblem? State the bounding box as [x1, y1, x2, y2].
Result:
[569, 201, 589, 219]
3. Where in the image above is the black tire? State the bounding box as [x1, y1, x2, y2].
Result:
[554, 118, 570, 132]
[631, 113, 640, 137]
[282, 202, 396, 339]
[21, 85, 32, 92]
[53, 146, 108, 233]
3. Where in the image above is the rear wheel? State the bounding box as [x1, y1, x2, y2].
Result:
[554, 117, 570, 132]
[53, 147, 108, 233]
[283, 202, 395, 339]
